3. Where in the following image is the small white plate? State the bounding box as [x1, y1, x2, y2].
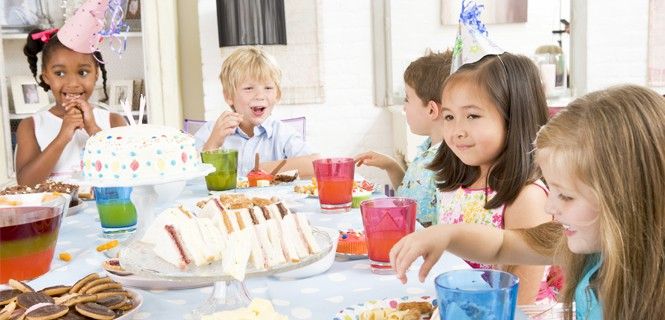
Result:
[66, 200, 86, 216]
[107, 271, 213, 290]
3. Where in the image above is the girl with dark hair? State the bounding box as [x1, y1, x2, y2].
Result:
[15, 28, 126, 185]
[424, 53, 555, 304]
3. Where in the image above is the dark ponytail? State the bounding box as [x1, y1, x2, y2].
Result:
[23, 29, 110, 102]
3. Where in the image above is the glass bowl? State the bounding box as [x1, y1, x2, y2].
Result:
[0, 193, 70, 283]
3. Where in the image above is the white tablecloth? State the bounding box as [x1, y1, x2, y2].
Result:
[20, 179, 509, 319]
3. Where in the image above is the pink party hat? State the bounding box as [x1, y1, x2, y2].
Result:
[58, 0, 109, 53]
[451, 0, 504, 73]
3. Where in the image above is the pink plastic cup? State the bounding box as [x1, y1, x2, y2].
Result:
[312, 158, 355, 212]
[360, 197, 417, 274]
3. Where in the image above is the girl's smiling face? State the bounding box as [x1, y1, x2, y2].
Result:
[538, 149, 601, 254]
[41, 47, 98, 108]
[441, 78, 507, 175]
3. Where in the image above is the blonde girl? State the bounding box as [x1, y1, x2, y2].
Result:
[391, 85, 665, 319]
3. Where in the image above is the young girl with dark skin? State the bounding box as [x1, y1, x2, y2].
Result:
[16, 30, 125, 185]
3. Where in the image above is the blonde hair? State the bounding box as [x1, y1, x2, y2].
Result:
[219, 47, 282, 101]
[534, 85, 665, 320]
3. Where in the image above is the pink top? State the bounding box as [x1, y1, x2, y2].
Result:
[437, 180, 559, 302]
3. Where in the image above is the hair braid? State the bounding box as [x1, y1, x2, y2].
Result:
[93, 51, 110, 103]
[23, 29, 50, 92]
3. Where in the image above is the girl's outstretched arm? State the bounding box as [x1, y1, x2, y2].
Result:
[390, 222, 559, 284]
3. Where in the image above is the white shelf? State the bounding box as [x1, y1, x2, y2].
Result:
[2, 31, 142, 40]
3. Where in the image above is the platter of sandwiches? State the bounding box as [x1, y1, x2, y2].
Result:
[119, 194, 333, 282]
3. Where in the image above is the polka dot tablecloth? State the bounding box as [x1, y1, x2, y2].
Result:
[25, 181, 479, 319]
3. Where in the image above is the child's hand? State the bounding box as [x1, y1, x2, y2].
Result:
[390, 226, 449, 284]
[64, 99, 100, 135]
[206, 111, 243, 150]
[56, 107, 84, 141]
[354, 151, 394, 170]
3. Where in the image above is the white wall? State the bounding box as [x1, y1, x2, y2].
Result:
[582, 0, 651, 93]
[195, 0, 659, 186]
[390, 0, 565, 96]
[197, 0, 394, 185]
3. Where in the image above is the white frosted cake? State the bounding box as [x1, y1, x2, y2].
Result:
[82, 125, 201, 180]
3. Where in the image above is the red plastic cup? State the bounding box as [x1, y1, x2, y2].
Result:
[360, 197, 417, 274]
[312, 158, 355, 212]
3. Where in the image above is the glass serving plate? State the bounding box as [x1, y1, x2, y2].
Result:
[119, 228, 333, 318]
[120, 229, 333, 281]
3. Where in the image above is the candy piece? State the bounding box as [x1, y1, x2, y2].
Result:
[59, 252, 72, 262]
[96, 240, 118, 252]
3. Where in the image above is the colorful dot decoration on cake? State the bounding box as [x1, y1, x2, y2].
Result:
[81, 125, 203, 181]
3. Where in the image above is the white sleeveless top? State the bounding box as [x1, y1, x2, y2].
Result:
[33, 107, 111, 180]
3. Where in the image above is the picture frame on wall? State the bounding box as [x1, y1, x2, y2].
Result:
[124, 0, 141, 31]
[10, 76, 49, 114]
[109, 80, 134, 113]
[0, 0, 41, 32]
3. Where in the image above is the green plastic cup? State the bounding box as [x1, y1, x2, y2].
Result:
[201, 149, 238, 191]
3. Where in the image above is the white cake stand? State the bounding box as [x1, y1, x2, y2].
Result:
[120, 229, 333, 317]
[71, 164, 214, 241]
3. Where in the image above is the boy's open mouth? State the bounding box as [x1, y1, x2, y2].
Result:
[250, 106, 267, 116]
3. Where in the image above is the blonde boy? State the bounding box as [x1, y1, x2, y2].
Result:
[195, 47, 318, 177]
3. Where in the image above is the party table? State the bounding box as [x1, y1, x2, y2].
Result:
[17, 179, 528, 319]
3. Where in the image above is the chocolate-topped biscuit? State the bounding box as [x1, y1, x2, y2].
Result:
[38, 286, 71, 297]
[96, 295, 126, 310]
[57, 310, 89, 320]
[74, 302, 115, 320]
[0, 289, 21, 305]
[69, 274, 99, 294]
[8, 279, 35, 293]
[0, 301, 17, 319]
[25, 304, 68, 320]
[16, 292, 54, 309]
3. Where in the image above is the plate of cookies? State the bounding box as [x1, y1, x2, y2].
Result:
[0, 274, 142, 320]
[333, 296, 436, 320]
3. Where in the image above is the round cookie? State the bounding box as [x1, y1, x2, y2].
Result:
[75, 302, 115, 320]
[0, 289, 21, 305]
[8, 279, 35, 293]
[16, 293, 54, 309]
[39, 286, 71, 297]
[69, 274, 100, 294]
[25, 304, 68, 320]
[96, 295, 126, 309]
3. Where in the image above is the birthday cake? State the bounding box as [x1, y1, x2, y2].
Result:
[82, 125, 201, 180]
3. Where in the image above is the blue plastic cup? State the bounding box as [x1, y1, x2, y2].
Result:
[435, 269, 519, 320]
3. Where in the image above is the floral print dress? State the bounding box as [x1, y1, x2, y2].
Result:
[437, 181, 559, 302]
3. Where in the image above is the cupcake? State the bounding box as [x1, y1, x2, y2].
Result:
[336, 229, 368, 255]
